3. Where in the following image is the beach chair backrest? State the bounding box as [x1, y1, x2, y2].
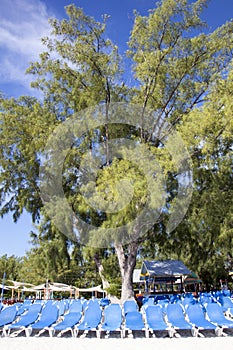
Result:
[206, 303, 224, 322]
[0, 305, 17, 326]
[186, 303, 204, 323]
[83, 305, 102, 328]
[39, 304, 58, 323]
[146, 305, 163, 323]
[125, 311, 144, 328]
[104, 304, 122, 328]
[166, 303, 184, 323]
[69, 299, 82, 314]
[123, 300, 138, 315]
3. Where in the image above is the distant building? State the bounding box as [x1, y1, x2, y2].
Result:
[134, 259, 200, 294]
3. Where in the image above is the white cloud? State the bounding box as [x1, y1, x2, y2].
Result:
[0, 0, 54, 95]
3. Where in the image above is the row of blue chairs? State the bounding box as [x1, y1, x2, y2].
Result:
[144, 303, 233, 338]
[142, 291, 233, 311]
[1, 296, 233, 338]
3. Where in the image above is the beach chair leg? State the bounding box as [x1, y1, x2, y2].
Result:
[2, 326, 8, 337]
[197, 330, 205, 338]
[122, 328, 126, 338]
[10, 328, 25, 338]
[25, 327, 32, 337]
[58, 328, 71, 338]
[80, 330, 88, 338]
[49, 328, 55, 337]
[222, 331, 228, 337]
[168, 328, 174, 338]
[175, 332, 181, 338]
[128, 329, 133, 338]
[35, 328, 46, 337]
[191, 327, 198, 337]
[215, 327, 222, 337]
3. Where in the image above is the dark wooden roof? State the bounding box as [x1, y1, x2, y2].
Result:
[141, 260, 191, 277]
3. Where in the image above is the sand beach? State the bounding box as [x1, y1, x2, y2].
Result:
[0, 336, 233, 350]
[1, 334, 233, 350]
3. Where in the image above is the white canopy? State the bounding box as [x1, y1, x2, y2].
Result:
[77, 285, 105, 293]
[0, 283, 9, 290]
[8, 280, 35, 288]
[32, 282, 76, 293]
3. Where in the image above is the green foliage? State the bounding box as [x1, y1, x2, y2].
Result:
[128, 0, 233, 124]
[105, 283, 121, 298]
[150, 67, 233, 287]
[0, 96, 57, 222]
[0, 254, 22, 282]
[27, 4, 124, 114]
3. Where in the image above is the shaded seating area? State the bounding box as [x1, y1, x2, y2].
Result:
[140, 259, 193, 294]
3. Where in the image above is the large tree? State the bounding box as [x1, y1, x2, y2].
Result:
[0, 1, 233, 299]
[137, 65, 233, 290]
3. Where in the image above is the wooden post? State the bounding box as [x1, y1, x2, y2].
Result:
[180, 276, 184, 293]
[75, 288, 79, 299]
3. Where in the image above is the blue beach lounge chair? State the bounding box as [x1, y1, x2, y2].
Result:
[0, 305, 17, 334]
[48, 310, 82, 337]
[47, 299, 83, 337]
[16, 300, 32, 316]
[123, 311, 147, 338]
[165, 303, 196, 337]
[99, 303, 123, 338]
[145, 305, 172, 338]
[26, 303, 59, 337]
[185, 303, 218, 337]
[3, 302, 42, 337]
[74, 304, 102, 338]
[205, 302, 233, 336]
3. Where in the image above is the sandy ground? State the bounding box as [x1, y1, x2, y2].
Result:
[0, 333, 233, 350]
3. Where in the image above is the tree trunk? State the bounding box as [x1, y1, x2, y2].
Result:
[93, 253, 122, 303]
[115, 241, 138, 301]
[93, 253, 110, 290]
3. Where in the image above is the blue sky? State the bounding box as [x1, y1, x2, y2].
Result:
[0, 0, 233, 257]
